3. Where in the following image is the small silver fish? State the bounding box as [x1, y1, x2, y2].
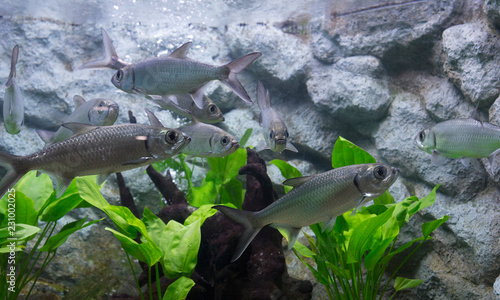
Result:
[36, 95, 119, 146]
[215, 163, 400, 261]
[3, 45, 24, 134]
[0, 120, 190, 198]
[150, 93, 224, 124]
[415, 118, 500, 168]
[79, 29, 261, 109]
[256, 81, 297, 153]
[178, 120, 239, 157]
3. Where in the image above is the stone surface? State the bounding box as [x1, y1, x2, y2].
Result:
[442, 22, 500, 106]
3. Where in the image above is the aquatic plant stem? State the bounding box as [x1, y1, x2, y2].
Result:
[155, 263, 161, 298]
[148, 265, 153, 300]
[125, 252, 145, 300]
[25, 252, 56, 299]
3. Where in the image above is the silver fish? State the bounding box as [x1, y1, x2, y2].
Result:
[36, 95, 119, 147]
[215, 163, 400, 262]
[178, 120, 239, 157]
[0, 121, 190, 198]
[150, 93, 224, 124]
[415, 118, 500, 168]
[78, 28, 129, 70]
[256, 81, 297, 153]
[3, 45, 24, 134]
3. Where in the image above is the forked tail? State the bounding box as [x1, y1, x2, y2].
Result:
[0, 152, 26, 198]
[213, 205, 263, 262]
[78, 28, 129, 70]
[222, 52, 262, 104]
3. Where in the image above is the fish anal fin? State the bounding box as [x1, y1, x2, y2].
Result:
[271, 224, 302, 250]
[488, 148, 500, 169]
[321, 217, 337, 232]
[431, 151, 447, 165]
[169, 42, 192, 59]
[283, 175, 312, 188]
[54, 176, 74, 198]
[165, 95, 178, 105]
[145, 108, 163, 127]
[96, 173, 111, 186]
[36, 129, 56, 144]
[62, 122, 98, 136]
[73, 95, 86, 108]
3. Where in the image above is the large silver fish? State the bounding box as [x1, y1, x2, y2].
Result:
[79, 29, 261, 109]
[0, 121, 190, 198]
[215, 163, 400, 262]
[36, 95, 119, 147]
[256, 81, 297, 153]
[415, 118, 500, 167]
[3, 45, 24, 134]
[150, 93, 224, 124]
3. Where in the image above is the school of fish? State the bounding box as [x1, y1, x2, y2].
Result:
[1, 28, 491, 262]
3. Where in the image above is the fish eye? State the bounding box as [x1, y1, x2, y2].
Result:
[221, 136, 229, 146]
[373, 166, 387, 179]
[208, 104, 216, 113]
[269, 130, 275, 139]
[165, 131, 178, 144]
[116, 70, 123, 81]
[418, 130, 425, 141]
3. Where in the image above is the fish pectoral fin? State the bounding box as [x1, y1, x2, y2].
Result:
[122, 157, 153, 166]
[488, 148, 500, 169]
[271, 224, 302, 250]
[62, 122, 98, 136]
[54, 176, 74, 199]
[431, 151, 447, 165]
[96, 173, 111, 186]
[461, 158, 482, 171]
[73, 95, 86, 108]
[168, 42, 192, 59]
[283, 175, 313, 188]
[145, 108, 164, 127]
[165, 95, 179, 105]
[36, 129, 56, 144]
[285, 142, 299, 153]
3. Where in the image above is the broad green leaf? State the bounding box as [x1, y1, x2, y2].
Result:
[0, 171, 53, 213]
[332, 136, 376, 168]
[105, 228, 162, 266]
[190, 180, 218, 207]
[102, 205, 147, 238]
[408, 185, 441, 216]
[220, 178, 243, 209]
[0, 191, 37, 226]
[347, 206, 395, 263]
[422, 215, 449, 238]
[40, 182, 82, 222]
[142, 207, 167, 246]
[239, 128, 253, 148]
[293, 241, 316, 258]
[373, 190, 395, 205]
[380, 236, 426, 265]
[0, 244, 24, 253]
[269, 159, 303, 193]
[184, 205, 217, 226]
[0, 223, 41, 244]
[163, 276, 195, 300]
[160, 220, 201, 279]
[39, 217, 104, 252]
[364, 216, 399, 271]
[76, 176, 109, 209]
[394, 277, 423, 291]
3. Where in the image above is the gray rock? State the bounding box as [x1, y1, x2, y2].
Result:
[374, 92, 487, 201]
[307, 56, 391, 124]
[495, 275, 500, 296]
[442, 22, 500, 106]
[484, 0, 500, 29]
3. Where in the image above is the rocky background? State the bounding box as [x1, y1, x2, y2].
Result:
[0, 0, 499, 298]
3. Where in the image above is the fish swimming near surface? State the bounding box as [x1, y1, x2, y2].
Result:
[415, 117, 500, 168]
[150, 93, 224, 124]
[79, 28, 262, 109]
[0, 113, 191, 199]
[3, 45, 24, 134]
[215, 163, 400, 262]
[256, 81, 297, 153]
[36, 95, 119, 147]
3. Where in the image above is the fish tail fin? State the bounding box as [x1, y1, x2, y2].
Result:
[222, 52, 262, 104]
[78, 28, 127, 70]
[214, 205, 263, 262]
[0, 152, 26, 198]
[6, 45, 19, 88]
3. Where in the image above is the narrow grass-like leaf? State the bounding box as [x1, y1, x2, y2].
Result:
[39, 217, 104, 252]
[293, 241, 316, 258]
[408, 185, 441, 216]
[239, 128, 253, 148]
[142, 207, 167, 246]
[394, 277, 423, 291]
[422, 215, 449, 238]
[105, 228, 162, 266]
[0, 224, 40, 244]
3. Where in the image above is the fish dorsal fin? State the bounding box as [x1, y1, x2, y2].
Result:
[36, 129, 56, 144]
[169, 42, 192, 59]
[470, 101, 481, 121]
[145, 108, 164, 127]
[283, 175, 313, 188]
[256, 81, 268, 110]
[6, 45, 19, 88]
[73, 95, 86, 108]
[62, 122, 98, 136]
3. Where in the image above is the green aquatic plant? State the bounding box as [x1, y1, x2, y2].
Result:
[153, 128, 252, 208]
[0, 172, 103, 300]
[273, 137, 449, 300]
